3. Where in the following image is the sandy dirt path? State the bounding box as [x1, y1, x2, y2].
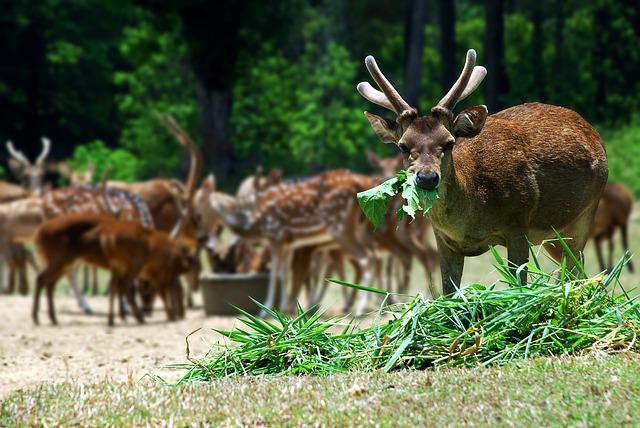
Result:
[0, 294, 238, 398]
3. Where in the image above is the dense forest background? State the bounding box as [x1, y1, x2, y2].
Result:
[1, 0, 639, 191]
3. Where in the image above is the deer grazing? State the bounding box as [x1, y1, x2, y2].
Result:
[107, 115, 205, 309]
[590, 182, 634, 273]
[358, 49, 608, 293]
[32, 212, 198, 326]
[6, 137, 51, 196]
[195, 170, 379, 315]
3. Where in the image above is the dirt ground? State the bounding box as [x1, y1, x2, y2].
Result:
[0, 294, 237, 398]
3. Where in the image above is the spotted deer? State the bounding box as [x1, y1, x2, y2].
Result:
[195, 170, 379, 315]
[40, 184, 154, 311]
[236, 166, 283, 198]
[358, 49, 608, 293]
[590, 182, 634, 273]
[5, 137, 51, 196]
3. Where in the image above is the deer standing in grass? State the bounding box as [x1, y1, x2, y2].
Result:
[590, 182, 634, 273]
[358, 49, 608, 293]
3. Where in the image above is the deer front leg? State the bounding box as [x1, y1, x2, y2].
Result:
[107, 274, 119, 327]
[608, 232, 615, 272]
[260, 242, 281, 317]
[278, 248, 294, 313]
[434, 232, 464, 296]
[67, 265, 93, 314]
[594, 236, 606, 273]
[507, 234, 529, 286]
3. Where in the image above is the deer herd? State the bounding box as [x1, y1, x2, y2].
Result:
[0, 49, 635, 326]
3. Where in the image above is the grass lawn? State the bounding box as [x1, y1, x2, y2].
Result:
[2, 352, 640, 427]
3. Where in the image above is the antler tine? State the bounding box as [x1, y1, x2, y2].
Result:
[6, 141, 30, 166]
[169, 196, 186, 239]
[100, 166, 121, 218]
[157, 113, 204, 239]
[436, 49, 484, 112]
[356, 82, 396, 111]
[361, 55, 414, 115]
[36, 137, 51, 165]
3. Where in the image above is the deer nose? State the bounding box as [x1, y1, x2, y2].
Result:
[415, 171, 440, 190]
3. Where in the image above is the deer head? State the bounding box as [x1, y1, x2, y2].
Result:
[358, 49, 487, 190]
[59, 161, 95, 185]
[6, 137, 51, 195]
[366, 151, 403, 180]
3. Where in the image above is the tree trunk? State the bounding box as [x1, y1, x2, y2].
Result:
[551, 1, 566, 104]
[593, 5, 608, 118]
[404, 0, 428, 106]
[438, 0, 456, 92]
[485, 0, 509, 112]
[530, 1, 545, 102]
[196, 81, 234, 182]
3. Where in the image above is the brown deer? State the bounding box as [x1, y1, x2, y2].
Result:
[358, 49, 608, 293]
[366, 151, 439, 297]
[107, 115, 204, 309]
[590, 182, 634, 273]
[32, 213, 198, 326]
[6, 137, 51, 196]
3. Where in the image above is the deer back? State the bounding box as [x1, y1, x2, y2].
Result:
[43, 185, 153, 228]
[428, 103, 607, 244]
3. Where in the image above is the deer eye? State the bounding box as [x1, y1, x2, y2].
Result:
[398, 144, 410, 155]
[443, 141, 455, 152]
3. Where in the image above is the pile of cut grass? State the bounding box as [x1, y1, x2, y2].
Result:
[169, 245, 640, 384]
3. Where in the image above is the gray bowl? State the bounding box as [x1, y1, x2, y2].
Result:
[199, 273, 276, 315]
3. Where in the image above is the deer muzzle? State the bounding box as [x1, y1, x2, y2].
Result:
[415, 171, 440, 190]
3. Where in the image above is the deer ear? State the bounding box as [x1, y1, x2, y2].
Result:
[366, 151, 380, 165]
[453, 105, 488, 138]
[364, 112, 401, 144]
[8, 158, 23, 176]
[202, 173, 216, 191]
[58, 162, 72, 177]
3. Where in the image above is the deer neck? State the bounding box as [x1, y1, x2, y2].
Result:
[428, 150, 466, 226]
[209, 191, 257, 235]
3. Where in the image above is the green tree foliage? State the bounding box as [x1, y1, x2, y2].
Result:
[0, 0, 639, 192]
[232, 41, 372, 177]
[69, 140, 138, 183]
[114, 13, 198, 180]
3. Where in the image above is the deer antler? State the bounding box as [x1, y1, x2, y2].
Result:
[433, 49, 487, 115]
[6, 141, 30, 166]
[100, 166, 121, 218]
[36, 137, 51, 165]
[156, 113, 204, 238]
[357, 56, 416, 119]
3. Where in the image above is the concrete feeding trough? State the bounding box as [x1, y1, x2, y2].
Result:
[199, 273, 274, 315]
